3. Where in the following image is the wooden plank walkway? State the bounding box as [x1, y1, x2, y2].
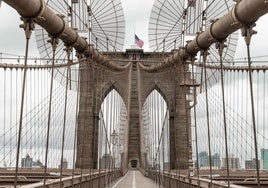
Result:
[109, 170, 162, 188]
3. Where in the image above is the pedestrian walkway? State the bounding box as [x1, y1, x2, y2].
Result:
[109, 170, 163, 188]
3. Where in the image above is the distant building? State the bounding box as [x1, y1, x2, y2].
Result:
[21, 154, 34, 168]
[197, 152, 221, 169]
[58, 158, 68, 169]
[198, 151, 209, 168]
[222, 154, 240, 169]
[33, 159, 43, 167]
[211, 153, 221, 169]
[245, 159, 260, 169]
[261, 149, 268, 169]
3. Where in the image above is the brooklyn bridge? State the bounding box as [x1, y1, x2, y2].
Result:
[0, 0, 268, 187]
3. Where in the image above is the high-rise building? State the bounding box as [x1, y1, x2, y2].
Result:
[59, 158, 68, 169]
[222, 154, 240, 169]
[198, 151, 209, 168]
[21, 154, 34, 168]
[245, 158, 259, 169]
[261, 149, 268, 169]
[197, 152, 221, 169]
[211, 153, 221, 169]
[33, 159, 43, 167]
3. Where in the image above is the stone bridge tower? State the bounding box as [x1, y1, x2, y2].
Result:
[76, 49, 193, 170]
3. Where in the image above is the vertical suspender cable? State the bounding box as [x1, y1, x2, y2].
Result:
[158, 94, 161, 186]
[108, 91, 112, 183]
[29, 69, 32, 156]
[216, 41, 230, 187]
[34, 68, 37, 159]
[202, 50, 213, 188]
[69, 5, 78, 186]
[10, 68, 12, 167]
[14, 18, 33, 188]
[242, 25, 260, 187]
[95, 66, 100, 188]
[113, 89, 116, 181]
[263, 71, 266, 161]
[16, 68, 18, 157]
[155, 91, 158, 185]
[106, 87, 110, 184]
[42, 68, 45, 159]
[60, 52, 70, 187]
[3, 68, 6, 167]
[43, 37, 58, 186]
[153, 91, 157, 184]
[72, 64, 80, 187]
[191, 61, 200, 187]
[96, 67, 102, 188]
[236, 70, 239, 161]
[154, 91, 158, 184]
[161, 97, 165, 186]
[240, 71, 243, 162]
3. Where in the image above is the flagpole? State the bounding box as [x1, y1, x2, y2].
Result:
[134, 26, 136, 44]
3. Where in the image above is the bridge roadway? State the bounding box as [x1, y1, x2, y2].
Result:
[109, 170, 162, 188]
[1, 168, 268, 187]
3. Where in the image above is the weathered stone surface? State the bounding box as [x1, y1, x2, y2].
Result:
[76, 50, 192, 170]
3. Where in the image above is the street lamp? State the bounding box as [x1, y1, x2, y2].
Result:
[111, 129, 118, 181]
[111, 129, 118, 145]
[180, 70, 200, 175]
[179, 71, 200, 108]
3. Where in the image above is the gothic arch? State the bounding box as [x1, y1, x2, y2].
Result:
[95, 81, 127, 116]
[142, 83, 170, 111]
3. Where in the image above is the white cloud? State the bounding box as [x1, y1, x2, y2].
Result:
[120, 0, 154, 50]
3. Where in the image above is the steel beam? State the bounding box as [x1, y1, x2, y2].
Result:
[3, 0, 126, 71]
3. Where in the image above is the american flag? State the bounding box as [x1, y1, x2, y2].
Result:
[135, 34, 144, 48]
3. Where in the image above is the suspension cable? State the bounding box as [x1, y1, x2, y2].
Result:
[242, 24, 260, 188]
[191, 58, 200, 187]
[43, 36, 58, 186]
[202, 49, 213, 188]
[14, 18, 34, 188]
[72, 62, 80, 188]
[3, 68, 6, 167]
[59, 46, 71, 187]
[216, 40, 230, 187]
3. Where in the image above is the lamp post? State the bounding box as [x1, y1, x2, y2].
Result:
[180, 69, 200, 175]
[111, 129, 118, 182]
[179, 71, 200, 109]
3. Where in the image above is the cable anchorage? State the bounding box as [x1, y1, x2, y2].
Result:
[19, 17, 35, 40]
